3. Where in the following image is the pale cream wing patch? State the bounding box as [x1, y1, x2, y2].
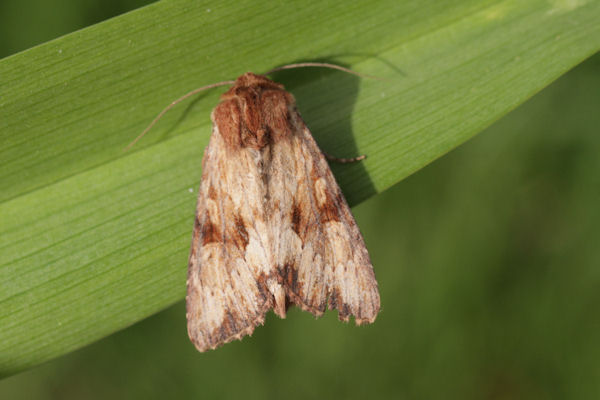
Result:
[186, 126, 278, 352]
[269, 111, 380, 324]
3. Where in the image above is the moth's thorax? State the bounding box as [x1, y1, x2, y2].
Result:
[212, 73, 297, 150]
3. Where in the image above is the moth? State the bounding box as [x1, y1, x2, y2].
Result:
[130, 64, 380, 352]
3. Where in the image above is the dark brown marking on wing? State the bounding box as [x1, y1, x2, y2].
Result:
[207, 185, 218, 200]
[232, 213, 249, 251]
[256, 273, 272, 304]
[329, 288, 340, 309]
[277, 262, 302, 296]
[316, 295, 328, 314]
[329, 288, 351, 322]
[201, 212, 220, 245]
[339, 304, 351, 322]
[291, 202, 302, 235]
[308, 162, 342, 224]
[318, 195, 341, 224]
[210, 310, 240, 349]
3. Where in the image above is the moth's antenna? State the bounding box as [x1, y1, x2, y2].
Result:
[265, 62, 378, 164]
[265, 62, 380, 80]
[125, 80, 235, 151]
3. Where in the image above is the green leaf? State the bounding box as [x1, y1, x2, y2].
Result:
[1, 0, 598, 377]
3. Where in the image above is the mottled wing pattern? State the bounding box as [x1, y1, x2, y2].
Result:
[268, 108, 380, 324]
[186, 125, 275, 352]
[186, 72, 380, 352]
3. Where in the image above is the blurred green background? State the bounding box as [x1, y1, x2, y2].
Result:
[1, 1, 599, 399]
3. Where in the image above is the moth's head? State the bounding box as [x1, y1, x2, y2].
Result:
[228, 72, 285, 92]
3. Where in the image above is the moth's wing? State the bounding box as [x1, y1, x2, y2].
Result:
[186, 127, 275, 352]
[269, 111, 380, 325]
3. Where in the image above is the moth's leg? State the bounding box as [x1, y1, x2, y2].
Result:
[322, 152, 366, 163]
